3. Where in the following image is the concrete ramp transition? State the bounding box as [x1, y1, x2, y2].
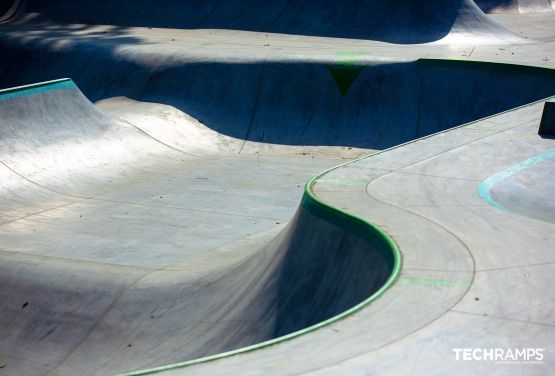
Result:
[0, 78, 397, 375]
[1, 58, 555, 374]
[5, 0, 520, 43]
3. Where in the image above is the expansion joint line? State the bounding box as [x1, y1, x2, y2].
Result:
[238, 63, 266, 154]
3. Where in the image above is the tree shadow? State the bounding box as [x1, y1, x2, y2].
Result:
[7, 0, 478, 44]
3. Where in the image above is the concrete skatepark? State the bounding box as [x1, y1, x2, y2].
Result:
[0, 1, 554, 375]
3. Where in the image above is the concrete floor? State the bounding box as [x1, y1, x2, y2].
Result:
[0, 1, 554, 375]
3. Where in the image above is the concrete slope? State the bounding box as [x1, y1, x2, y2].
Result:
[0, 5, 554, 376]
[6, 0, 520, 44]
[476, 0, 554, 13]
[1, 32, 555, 152]
[175, 91, 555, 376]
[0, 79, 396, 375]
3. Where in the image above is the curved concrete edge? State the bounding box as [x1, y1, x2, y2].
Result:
[477, 147, 555, 220]
[0, 77, 397, 374]
[116, 166, 402, 376]
[0, 0, 24, 23]
[316, 89, 555, 376]
[118, 57, 555, 375]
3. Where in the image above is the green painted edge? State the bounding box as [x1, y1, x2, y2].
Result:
[118, 163, 402, 376]
[116, 57, 555, 375]
[302, 181, 397, 271]
[117, 154, 402, 376]
[0, 78, 74, 100]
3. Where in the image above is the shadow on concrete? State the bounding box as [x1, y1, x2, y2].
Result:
[475, 0, 555, 13]
[6, 0, 504, 44]
[2, 31, 555, 151]
[475, 0, 519, 13]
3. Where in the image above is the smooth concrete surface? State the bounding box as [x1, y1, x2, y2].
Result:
[0, 1, 554, 375]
